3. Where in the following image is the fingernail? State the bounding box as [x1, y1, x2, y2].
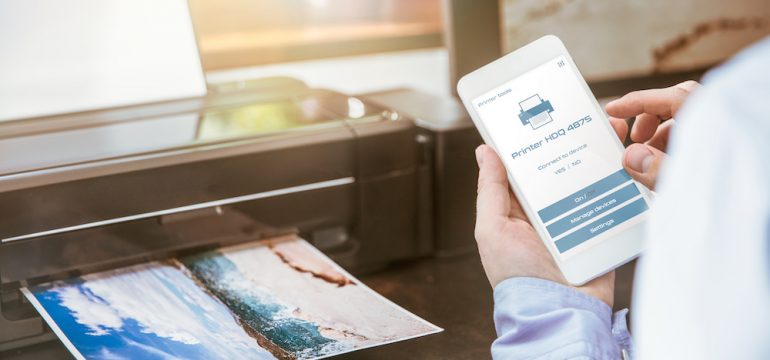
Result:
[475, 146, 485, 167]
[625, 144, 653, 173]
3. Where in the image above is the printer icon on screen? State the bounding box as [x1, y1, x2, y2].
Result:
[518, 94, 554, 129]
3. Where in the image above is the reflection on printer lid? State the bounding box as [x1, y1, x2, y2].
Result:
[0, 91, 388, 177]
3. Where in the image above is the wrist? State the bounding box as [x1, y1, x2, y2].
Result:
[495, 275, 614, 309]
[572, 285, 614, 309]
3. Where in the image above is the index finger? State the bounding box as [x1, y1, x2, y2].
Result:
[608, 117, 629, 143]
[605, 81, 698, 119]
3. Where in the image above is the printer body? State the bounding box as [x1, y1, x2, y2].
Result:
[0, 80, 481, 351]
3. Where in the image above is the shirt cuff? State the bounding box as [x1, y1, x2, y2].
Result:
[492, 277, 633, 359]
[612, 308, 633, 359]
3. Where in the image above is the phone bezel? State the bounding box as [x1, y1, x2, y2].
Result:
[457, 35, 650, 285]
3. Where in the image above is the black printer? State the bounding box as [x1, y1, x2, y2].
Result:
[0, 79, 482, 352]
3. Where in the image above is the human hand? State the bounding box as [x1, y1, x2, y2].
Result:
[474, 144, 615, 307]
[605, 80, 701, 189]
[473, 80, 701, 307]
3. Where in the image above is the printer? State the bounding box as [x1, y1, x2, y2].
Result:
[0, 79, 482, 352]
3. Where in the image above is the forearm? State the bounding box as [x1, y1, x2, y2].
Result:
[492, 277, 632, 359]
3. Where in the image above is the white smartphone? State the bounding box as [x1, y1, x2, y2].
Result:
[457, 35, 653, 285]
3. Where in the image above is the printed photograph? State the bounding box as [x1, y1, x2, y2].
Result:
[25, 236, 441, 360]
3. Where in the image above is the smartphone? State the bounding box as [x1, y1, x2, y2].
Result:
[457, 35, 652, 285]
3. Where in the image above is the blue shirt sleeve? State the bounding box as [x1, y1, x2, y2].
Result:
[492, 277, 632, 359]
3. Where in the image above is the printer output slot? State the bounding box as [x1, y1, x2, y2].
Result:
[0, 205, 294, 352]
[1, 177, 355, 245]
[0, 177, 357, 290]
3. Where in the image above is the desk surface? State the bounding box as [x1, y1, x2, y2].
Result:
[2, 253, 636, 359]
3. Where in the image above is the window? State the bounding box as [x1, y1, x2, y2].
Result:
[188, 0, 443, 70]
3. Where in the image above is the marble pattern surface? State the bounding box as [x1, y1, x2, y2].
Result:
[502, 0, 770, 80]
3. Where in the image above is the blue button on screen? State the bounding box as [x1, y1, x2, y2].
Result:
[546, 182, 641, 238]
[538, 169, 632, 223]
[554, 197, 648, 253]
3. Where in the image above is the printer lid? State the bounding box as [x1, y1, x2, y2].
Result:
[0, 88, 387, 180]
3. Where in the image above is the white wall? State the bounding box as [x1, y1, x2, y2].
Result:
[0, 0, 207, 121]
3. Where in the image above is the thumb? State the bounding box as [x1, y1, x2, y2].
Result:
[623, 143, 666, 190]
[475, 145, 511, 221]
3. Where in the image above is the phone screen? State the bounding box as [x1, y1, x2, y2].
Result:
[472, 55, 649, 258]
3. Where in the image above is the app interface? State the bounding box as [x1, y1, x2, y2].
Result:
[472, 56, 649, 257]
